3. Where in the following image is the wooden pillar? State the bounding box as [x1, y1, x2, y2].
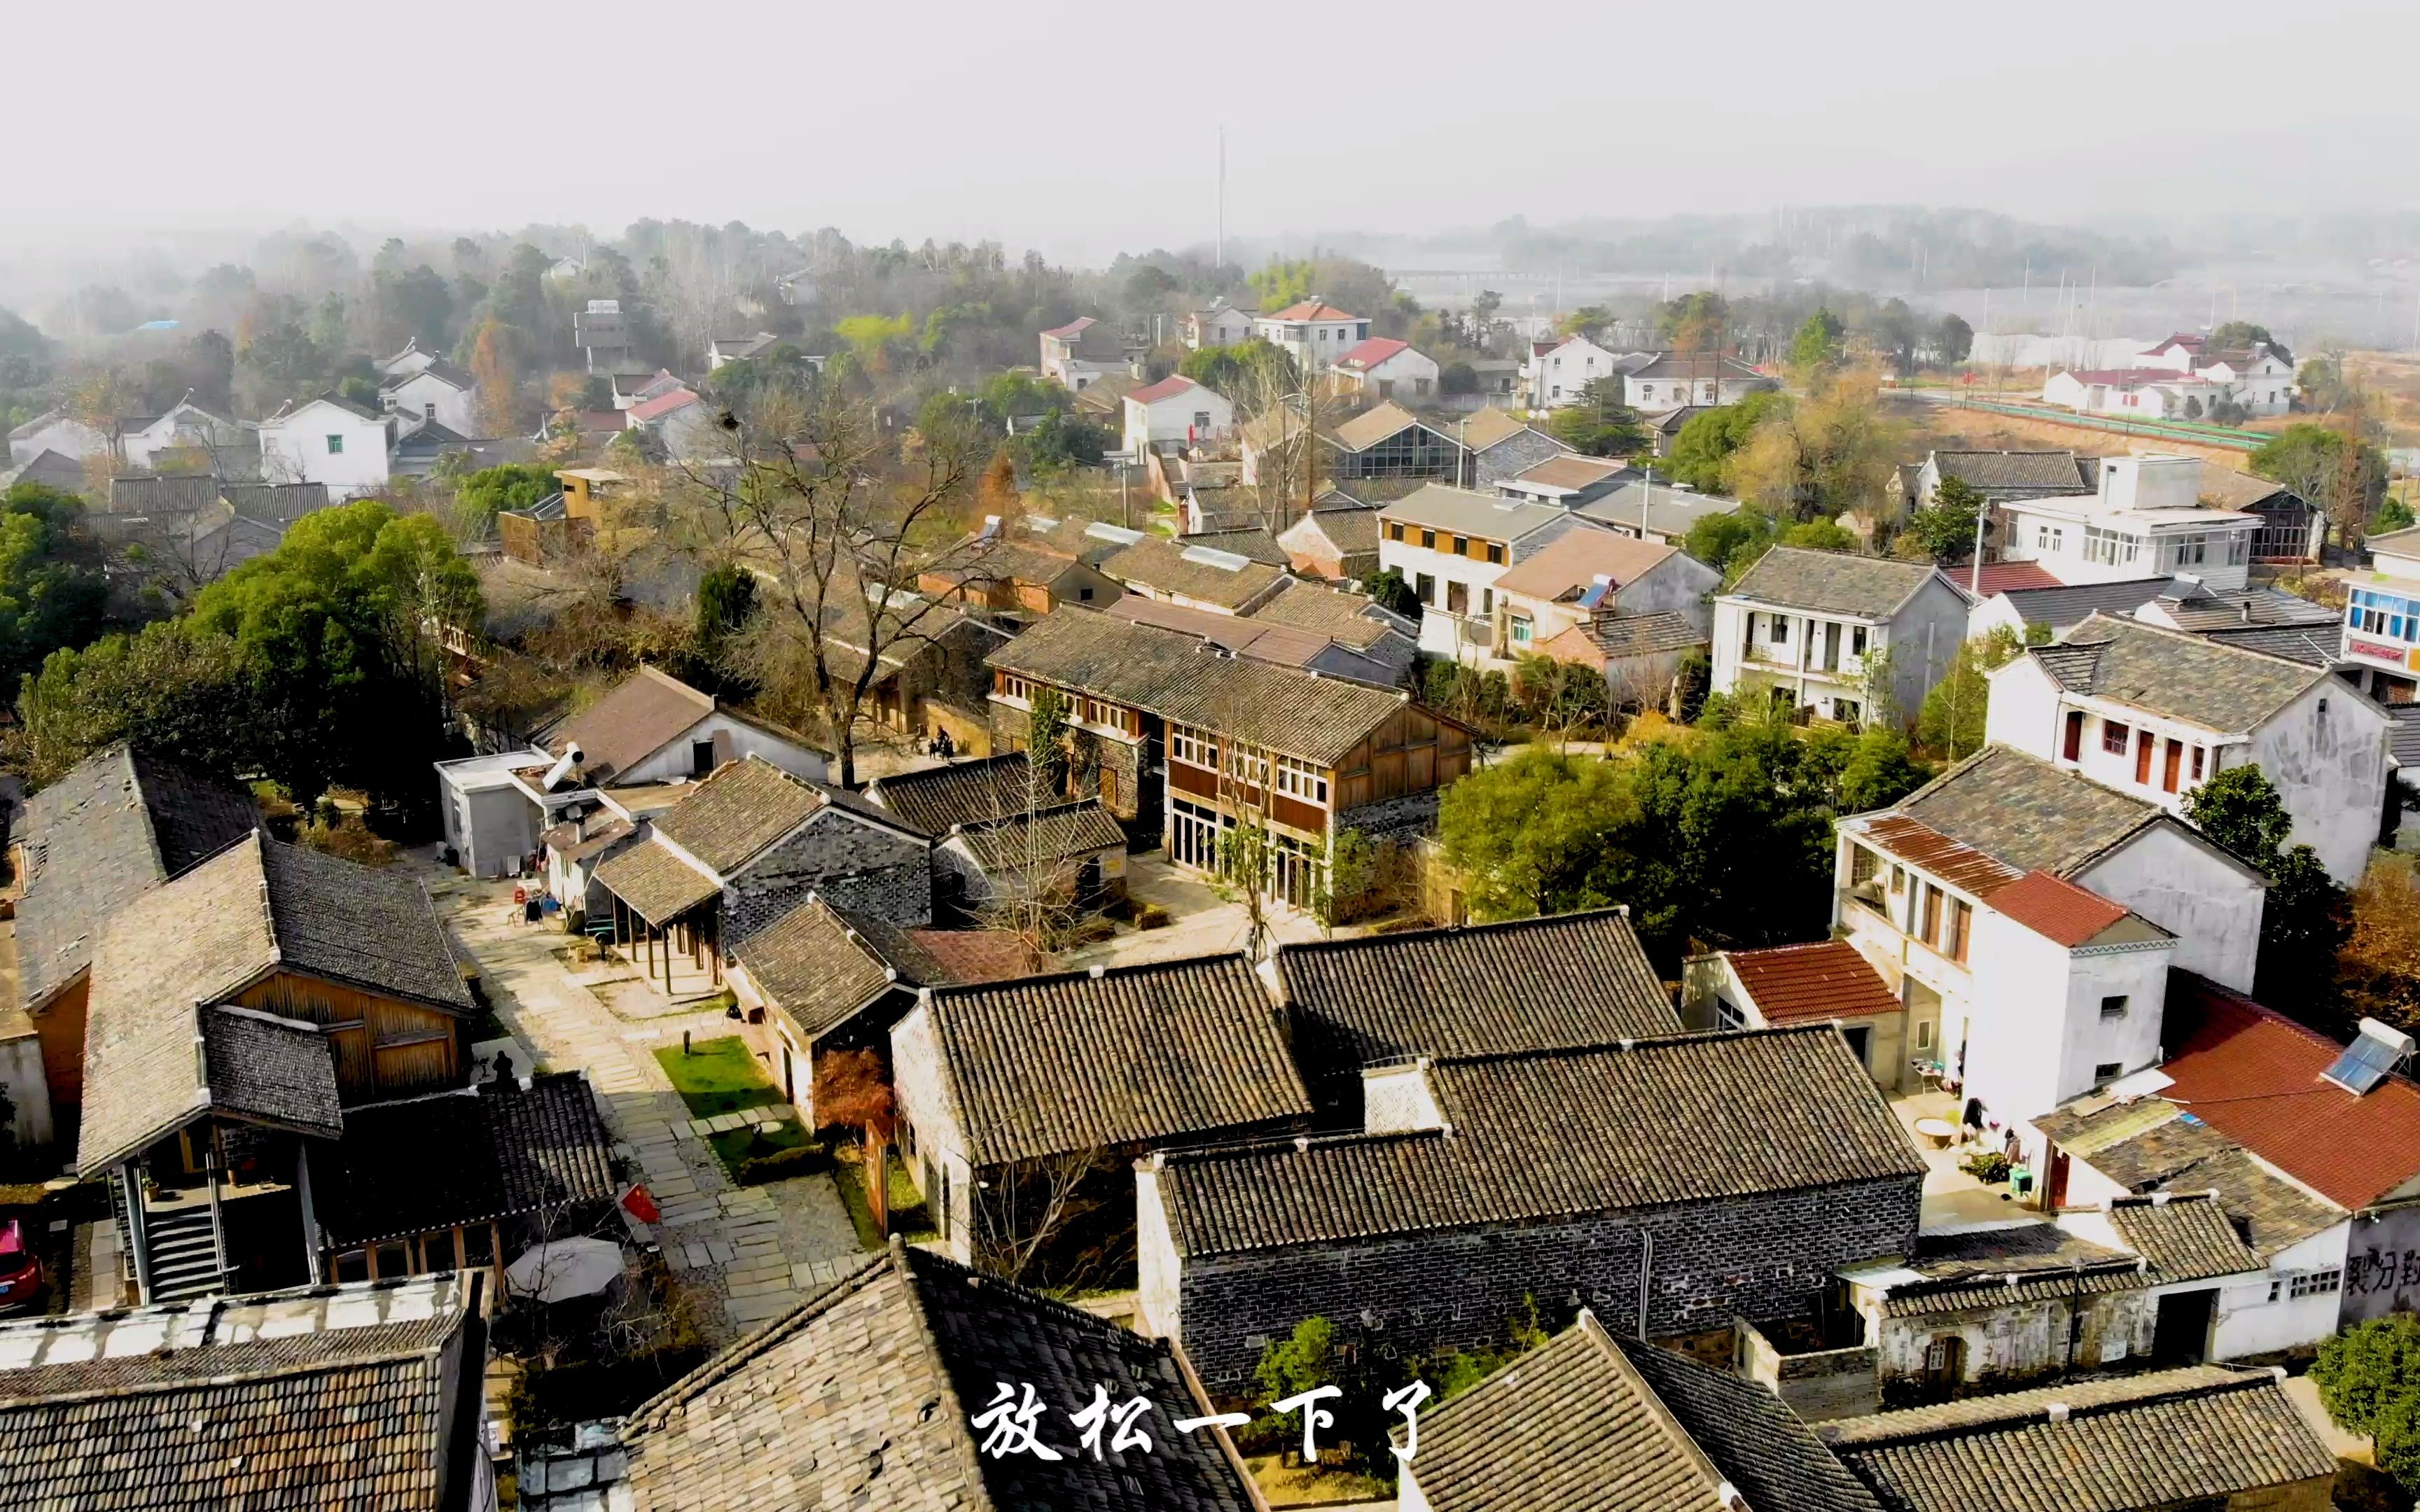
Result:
[450, 1225, 467, 1270]
[296, 1142, 324, 1284]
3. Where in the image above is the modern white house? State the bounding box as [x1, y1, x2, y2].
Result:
[378, 357, 480, 436]
[1985, 612, 2393, 884]
[1521, 335, 1627, 408]
[6, 410, 108, 467]
[1711, 548, 1968, 727]
[1489, 527, 1717, 663]
[2040, 333, 2294, 420]
[374, 336, 439, 380]
[2343, 525, 2420, 706]
[1181, 301, 1254, 350]
[1037, 316, 1128, 390]
[1376, 483, 1604, 660]
[1618, 351, 1777, 411]
[1996, 455, 2260, 592]
[1328, 338, 1440, 404]
[1120, 374, 1234, 456]
[1252, 302, 1368, 374]
[256, 393, 391, 498]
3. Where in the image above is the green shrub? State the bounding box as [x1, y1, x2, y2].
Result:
[737, 1144, 824, 1183]
[1136, 903, 1173, 930]
[1961, 1151, 2012, 1184]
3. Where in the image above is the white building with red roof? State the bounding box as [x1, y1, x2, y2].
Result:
[1252, 301, 1368, 372]
[1038, 315, 1128, 390]
[2043, 331, 2294, 419]
[1120, 374, 1234, 456]
[1328, 337, 1439, 403]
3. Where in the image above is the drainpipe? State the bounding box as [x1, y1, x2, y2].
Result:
[120, 1164, 154, 1304]
[1637, 1230, 1654, 1338]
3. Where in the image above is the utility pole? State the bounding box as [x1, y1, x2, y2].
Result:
[1216, 126, 1225, 271]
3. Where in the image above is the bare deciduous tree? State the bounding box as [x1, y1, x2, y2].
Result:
[971, 1145, 1122, 1290]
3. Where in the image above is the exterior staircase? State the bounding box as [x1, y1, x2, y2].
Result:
[142, 1204, 227, 1303]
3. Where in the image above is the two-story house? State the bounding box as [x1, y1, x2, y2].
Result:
[1037, 316, 1128, 390]
[985, 608, 1473, 908]
[118, 394, 246, 471]
[1987, 612, 2391, 885]
[1454, 406, 1567, 487]
[378, 356, 480, 436]
[1377, 483, 1606, 660]
[1835, 747, 2271, 1110]
[1620, 351, 1778, 411]
[1491, 528, 1719, 694]
[1328, 338, 1440, 403]
[1997, 456, 2261, 592]
[1328, 400, 1460, 482]
[1120, 373, 1234, 456]
[256, 393, 391, 498]
[1182, 299, 1254, 349]
[1252, 301, 1368, 372]
[2344, 524, 2420, 706]
[1712, 548, 1968, 726]
[1522, 335, 1629, 408]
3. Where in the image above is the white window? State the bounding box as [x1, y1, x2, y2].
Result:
[998, 673, 1038, 705]
[1274, 755, 1329, 806]
[1169, 726, 1218, 769]
[1227, 746, 1271, 788]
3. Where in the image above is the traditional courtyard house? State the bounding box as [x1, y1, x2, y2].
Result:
[1890, 449, 2094, 512]
[1986, 611, 2392, 883]
[77, 833, 477, 1303]
[531, 1245, 1260, 1512]
[1712, 548, 1968, 725]
[1454, 405, 1566, 487]
[256, 392, 391, 498]
[1681, 939, 1912, 1090]
[2029, 975, 2420, 1362]
[376, 335, 440, 379]
[1121, 372, 1235, 456]
[308, 1070, 618, 1286]
[1620, 351, 1777, 410]
[1490, 527, 1717, 694]
[1098, 532, 1291, 615]
[591, 755, 933, 996]
[891, 953, 1312, 1274]
[10, 744, 257, 1147]
[437, 664, 830, 883]
[727, 892, 1033, 1117]
[1277, 497, 1382, 581]
[0, 1273, 496, 1510]
[812, 587, 1010, 757]
[1998, 456, 2260, 592]
[1836, 748, 2272, 1116]
[1328, 336, 1440, 402]
[1378, 482, 1605, 659]
[1494, 453, 1631, 512]
[1398, 1310, 1886, 1512]
[918, 514, 1129, 622]
[1135, 1028, 1924, 1386]
[1323, 400, 1460, 484]
[987, 608, 1474, 902]
[1816, 1366, 2337, 1512]
[1252, 300, 1368, 372]
[867, 750, 1127, 917]
[1274, 909, 1680, 1126]
[116, 393, 246, 471]
[377, 355, 480, 435]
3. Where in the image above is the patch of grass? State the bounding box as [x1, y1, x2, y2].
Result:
[653, 1036, 783, 1119]
[831, 1144, 933, 1249]
[706, 1118, 817, 1184]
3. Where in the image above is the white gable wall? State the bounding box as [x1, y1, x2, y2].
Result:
[383, 370, 480, 436]
[611, 710, 828, 788]
[258, 402, 390, 499]
[2073, 826, 2265, 993]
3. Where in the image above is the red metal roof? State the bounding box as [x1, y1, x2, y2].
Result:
[1041, 316, 1097, 340]
[1856, 816, 2023, 898]
[1725, 941, 1900, 1024]
[1125, 374, 1199, 405]
[629, 387, 702, 423]
[1963, 561, 2066, 596]
[1261, 302, 1360, 323]
[2160, 974, 2420, 1211]
[1335, 337, 1410, 372]
[1987, 869, 2132, 948]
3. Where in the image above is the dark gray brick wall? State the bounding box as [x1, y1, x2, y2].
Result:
[1335, 790, 1441, 846]
[1175, 1176, 1921, 1387]
[725, 814, 933, 938]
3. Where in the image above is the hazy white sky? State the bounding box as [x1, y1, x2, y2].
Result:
[14, 0, 2416, 263]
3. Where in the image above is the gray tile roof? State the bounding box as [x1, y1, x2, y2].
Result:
[987, 608, 1431, 766]
[1157, 1028, 1923, 1256]
[14, 744, 256, 1012]
[220, 481, 329, 526]
[1726, 548, 1949, 619]
[1890, 748, 2169, 878]
[1876, 1224, 2146, 1317]
[1569, 609, 1706, 659]
[542, 664, 714, 783]
[2030, 1100, 2344, 1257]
[1986, 577, 2175, 631]
[951, 800, 1127, 872]
[1929, 449, 2092, 494]
[730, 895, 900, 1040]
[2102, 1192, 2265, 1282]
[868, 753, 1050, 835]
[1183, 524, 1291, 567]
[1574, 481, 1743, 540]
[1244, 579, 1403, 649]
[79, 834, 468, 1175]
[2190, 623, 2342, 667]
[652, 755, 828, 872]
[1276, 909, 1680, 1102]
[1380, 483, 1576, 541]
[1292, 502, 1379, 555]
[107, 472, 221, 514]
[0, 1273, 482, 1511]
[620, 1245, 1258, 1512]
[592, 835, 720, 923]
[2391, 705, 2420, 768]
[925, 953, 1311, 1167]
[200, 1005, 342, 1137]
[1819, 1365, 2337, 1512]
[1402, 1312, 1883, 1512]
[1100, 534, 1288, 610]
[2144, 583, 2338, 634]
[314, 1072, 618, 1247]
[2032, 612, 2325, 734]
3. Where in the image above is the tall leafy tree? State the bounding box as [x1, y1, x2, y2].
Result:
[2183, 764, 2351, 1028]
[1788, 308, 1844, 372]
[1548, 378, 1646, 457]
[0, 483, 107, 687]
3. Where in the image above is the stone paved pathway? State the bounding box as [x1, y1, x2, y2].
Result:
[415, 858, 865, 1339]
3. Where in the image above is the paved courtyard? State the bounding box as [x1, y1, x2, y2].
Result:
[416, 857, 864, 1340]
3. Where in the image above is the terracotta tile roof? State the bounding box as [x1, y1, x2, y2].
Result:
[1854, 814, 2024, 897]
[1157, 1028, 1922, 1256]
[1125, 373, 1202, 405]
[618, 1246, 1256, 1511]
[2101, 1191, 2265, 1282]
[1723, 940, 1900, 1023]
[1260, 301, 1359, 322]
[2156, 971, 2420, 1210]
[1492, 528, 1674, 602]
[0, 1274, 484, 1511]
[1277, 909, 1678, 1086]
[1726, 547, 1948, 619]
[1558, 610, 1706, 662]
[314, 1072, 618, 1247]
[14, 743, 257, 1012]
[1959, 560, 2066, 595]
[628, 386, 703, 423]
[1986, 869, 2135, 947]
[543, 664, 714, 783]
[926, 953, 1311, 1166]
[1040, 315, 1097, 340]
[1333, 336, 1409, 372]
[1819, 1365, 2336, 1512]
[2031, 612, 2328, 735]
[1401, 1312, 1883, 1512]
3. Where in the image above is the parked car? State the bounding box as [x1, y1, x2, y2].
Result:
[0, 1220, 41, 1314]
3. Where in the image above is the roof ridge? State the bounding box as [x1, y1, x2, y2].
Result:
[2074, 608, 2332, 678]
[1276, 906, 1633, 958]
[625, 1251, 897, 1433]
[1825, 1364, 2274, 1446]
[930, 949, 1252, 1003]
[0, 1335, 453, 1415]
[1429, 1023, 1840, 1071]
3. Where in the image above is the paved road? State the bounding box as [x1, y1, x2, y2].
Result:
[417, 858, 864, 1340]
